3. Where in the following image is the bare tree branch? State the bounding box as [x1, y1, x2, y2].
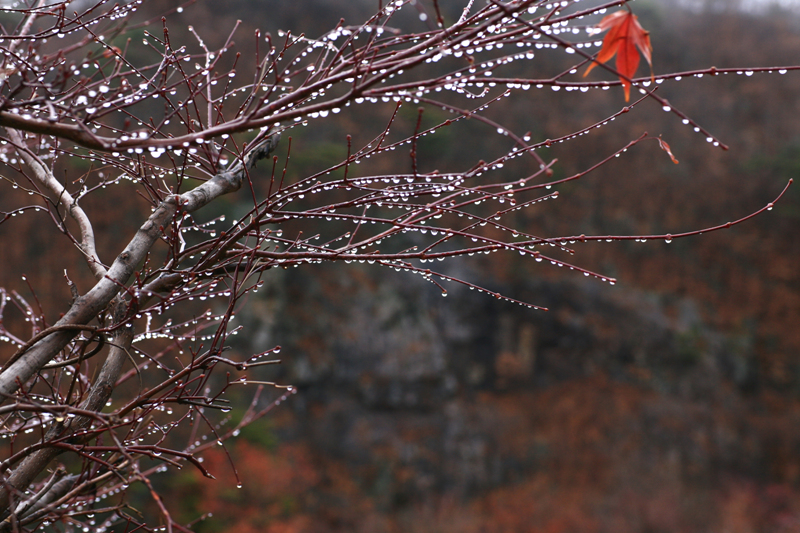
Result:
[0, 134, 280, 399]
[6, 129, 107, 279]
[0, 0, 792, 529]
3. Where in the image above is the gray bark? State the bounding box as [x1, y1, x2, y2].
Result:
[0, 134, 278, 519]
[0, 134, 279, 399]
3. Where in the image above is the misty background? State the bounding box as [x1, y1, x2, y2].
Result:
[2, 0, 800, 531]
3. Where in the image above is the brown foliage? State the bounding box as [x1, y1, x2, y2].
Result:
[0, 0, 797, 531]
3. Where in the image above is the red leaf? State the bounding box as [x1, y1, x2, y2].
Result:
[657, 136, 679, 164]
[583, 10, 653, 101]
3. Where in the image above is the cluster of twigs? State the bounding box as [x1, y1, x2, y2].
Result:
[0, 0, 792, 530]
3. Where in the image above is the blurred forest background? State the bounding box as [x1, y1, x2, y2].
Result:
[3, 0, 800, 531]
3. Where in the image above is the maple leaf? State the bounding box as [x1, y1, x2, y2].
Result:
[583, 9, 653, 102]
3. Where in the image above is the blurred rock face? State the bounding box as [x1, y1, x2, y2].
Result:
[9, 0, 794, 529]
[207, 259, 798, 531]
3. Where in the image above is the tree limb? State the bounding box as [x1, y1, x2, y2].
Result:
[6, 128, 107, 280]
[0, 133, 280, 400]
